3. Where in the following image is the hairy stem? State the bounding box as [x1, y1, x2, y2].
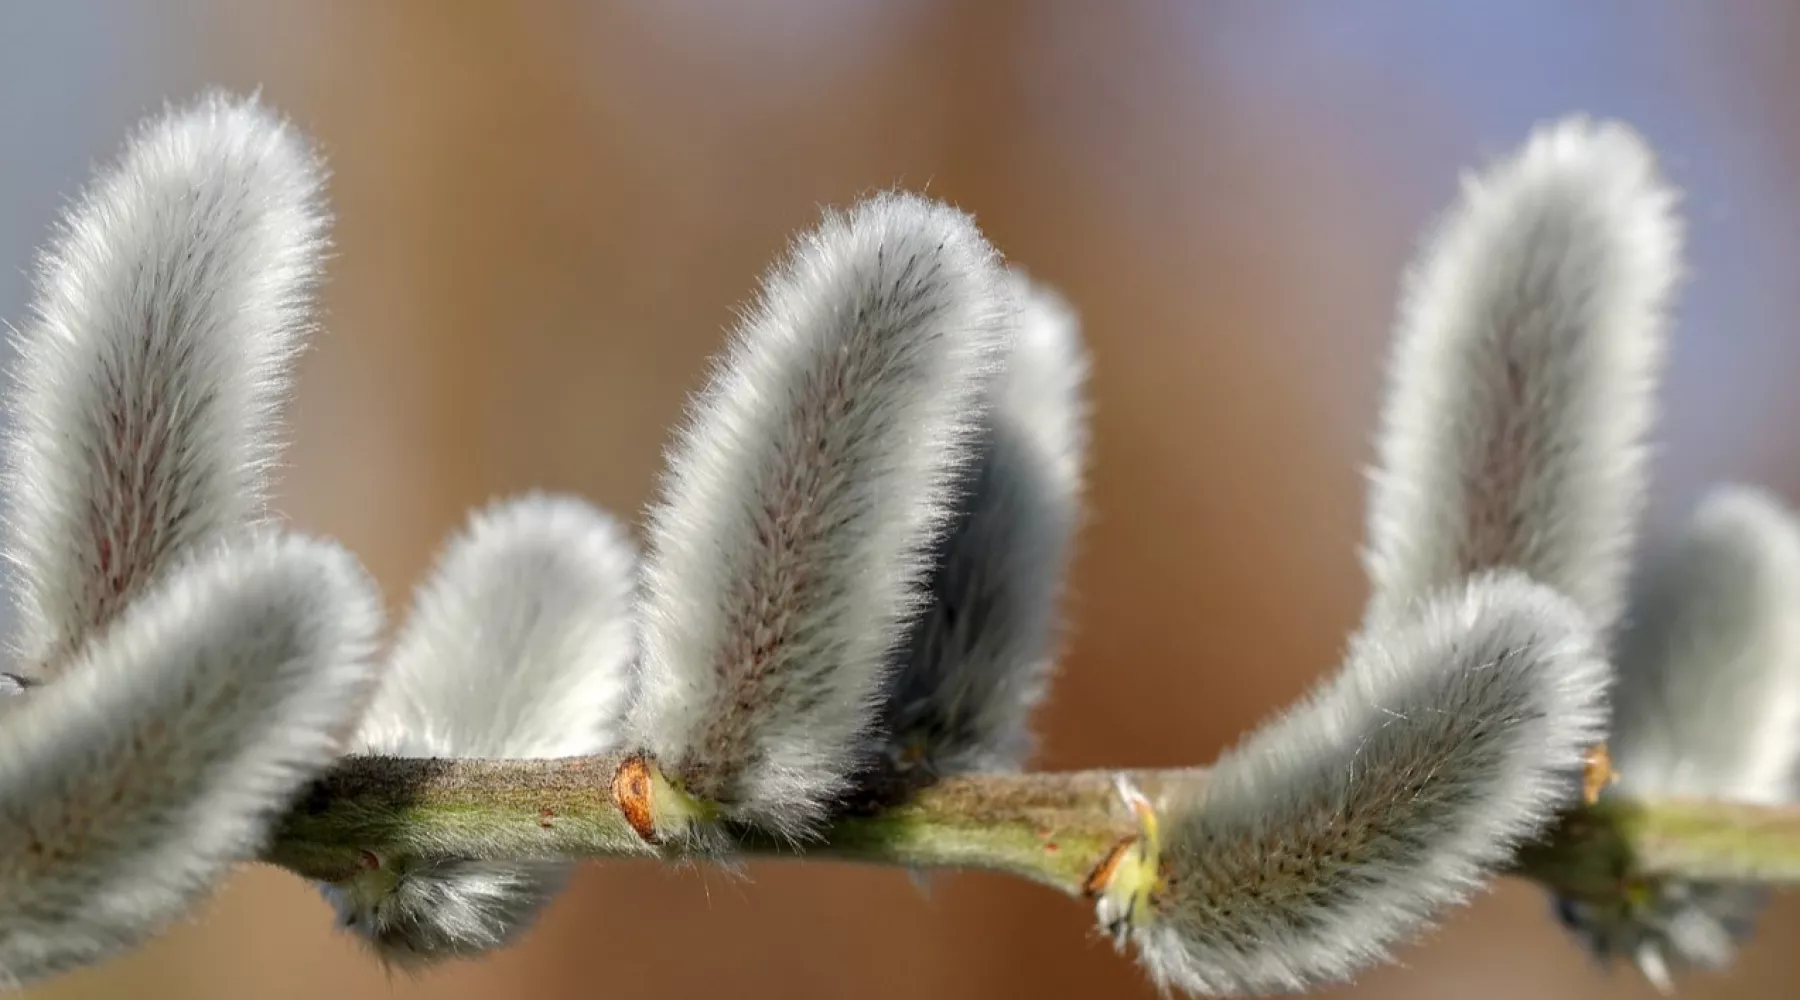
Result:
[265, 755, 1800, 904]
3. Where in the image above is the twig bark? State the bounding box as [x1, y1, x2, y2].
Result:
[263, 755, 1800, 907]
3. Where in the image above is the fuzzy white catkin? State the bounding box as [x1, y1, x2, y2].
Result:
[1611, 486, 1800, 806]
[2, 91, 328, 675]
[627, 192, 1012, 839]
[875, 269, 1088, 784]
[1554, 485, 1800, 984]
[323, 494, 637, 964]
[0, 534, 382, 988]
[1132, 573, 1609, 996]
[1362, 116, 1681, 634]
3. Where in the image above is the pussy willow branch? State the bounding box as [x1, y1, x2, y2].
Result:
[263, 754, 1800, 904]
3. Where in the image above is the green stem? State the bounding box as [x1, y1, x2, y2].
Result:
[1516, 797, 1800, 902]
[1627, 798, 1800, 881]
[266, 755, 654, 882]
[264, 755, 1800, 905]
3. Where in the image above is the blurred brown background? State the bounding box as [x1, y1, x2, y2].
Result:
[7, 1, 1800, 997]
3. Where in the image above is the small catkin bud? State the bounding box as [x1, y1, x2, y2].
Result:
[325, 494, 638, 965]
